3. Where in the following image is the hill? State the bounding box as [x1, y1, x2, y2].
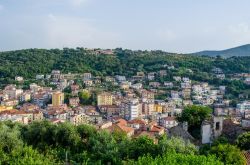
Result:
[1, 48, 250, 90]
[193, 44, 250, 57]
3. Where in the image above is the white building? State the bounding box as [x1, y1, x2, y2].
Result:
[237, 101, 250, 113]
[164, 82, 173, 88]
[160, 117, 178, 128]
[15, 76, 24, 82]
[3, 85, 23, 99]
[36, 74, 45, 80]
[115, 75, 126, 82]
[83, 73, 92, 80]
[171, 91, 179, 99]
[131, 83, 142, 90]
[129, 99, 141, 120]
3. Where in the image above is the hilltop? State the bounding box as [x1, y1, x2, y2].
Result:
[193, 44, 250, 57]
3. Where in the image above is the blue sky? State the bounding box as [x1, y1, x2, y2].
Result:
[1, 0, 250, 52]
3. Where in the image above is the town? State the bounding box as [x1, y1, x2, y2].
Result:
[2, 0, 250, 164]
[0, 65, 249, 146]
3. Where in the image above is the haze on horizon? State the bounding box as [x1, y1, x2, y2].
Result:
[1, 0, 250, 53]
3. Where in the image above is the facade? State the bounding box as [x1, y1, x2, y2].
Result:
[52, 91, 64, 107]
[129, 99, 141, 120]
[160, 117, 178, 128]
[237, 101, 250, 113]
[1, 99, 19, 106]
[97, 92, 113, 106]
[83, 73, 92, 80]
[201, 116, 224, 144]
[141, 90, 154, 103]
[15, 76, 24, 82]
[83, 80, 93, 87]
[70, 113, 90, 125]
[154, 104, 163, 113]
[70, 85, 80, 96]
[4, 85, 23, 99]
[142, 103, 155, 115]
[19, 92, 31, 102]
[69, 97, 80, 107]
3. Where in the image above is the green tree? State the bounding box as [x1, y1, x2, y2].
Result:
[177, 105, 212, 139]
[79, 91, 91, 105]
[88, 130, 120, 164]
[236, 132, 250, 150]
[127, 152, 223, 165]
[158, 135, 198, 155]
[209, 144, 246, 165]
[128, 136, 158, 160]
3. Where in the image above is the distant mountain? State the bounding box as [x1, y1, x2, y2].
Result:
[193, 44, 250, 58]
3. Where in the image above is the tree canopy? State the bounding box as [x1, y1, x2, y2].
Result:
[0, 121, 235, 164]
[177, 105, 212, 139]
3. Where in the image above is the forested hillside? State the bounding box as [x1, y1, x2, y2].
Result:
[1, 48, 250, 97]
[1, 48, 250, 80]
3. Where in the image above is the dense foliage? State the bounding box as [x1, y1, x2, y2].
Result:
[200, 136, 247, 165]
[0, 121, 237, 165]
[236, 132, 250, 150]
[1, 48, 250, 97]
[177, 105, 212, 139]
[0, 48, 250, 81]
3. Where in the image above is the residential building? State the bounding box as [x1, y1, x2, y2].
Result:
[15, 76, 24, 82]
[70, 113, 90, 125]
[69, 97, 80, 107]
[129, 99, 141, 120]
[97, 92, 113, 106]
[83, 73, 92, 80]
[160, 117, 178, 128]
[52, 91, 64, 107]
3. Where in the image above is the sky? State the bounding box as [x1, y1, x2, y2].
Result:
[1, 0, 250, 53]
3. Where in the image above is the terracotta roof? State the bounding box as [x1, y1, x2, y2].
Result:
[134, 131, 155, 138]
[116, 118, 127, 126]
[0, 110, 28, 115]
[104, 123, 134, 134]
[14, 110, 30, 115]
[98, 105, 118, 108]
[47, 110, 67, 115]
[128, 119, 147, 125]
[161, 117, 176, 121]
[148, 121, 157, 126]
[86, 109, 98, 114]
[117, 124, 134, 133]
[150, 125, 164, 132]
[0, 110, 18, 115]
[49, 118, 65, 123]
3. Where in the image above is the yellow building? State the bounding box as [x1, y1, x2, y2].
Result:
[97, 92, 113, 106]
[52, 91, 64, 106]
[154, 104, 163, 113]
[0, 105, 13, 112]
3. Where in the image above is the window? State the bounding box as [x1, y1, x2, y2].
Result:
[215, 122, 220, 130]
